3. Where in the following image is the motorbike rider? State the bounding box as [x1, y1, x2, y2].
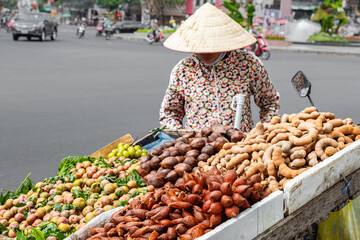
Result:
[248, 23, 259, 53]
[151, 19, 160, 40]
[77, 17, 87, 35]
[159, 3, 279, 132]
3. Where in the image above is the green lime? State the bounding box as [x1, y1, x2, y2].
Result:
[135, 150, 142, 158]
[122, 150, 130, 158]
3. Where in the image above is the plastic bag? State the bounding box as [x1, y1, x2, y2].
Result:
[142, 132, 175, 151]
[317, 196, 360, 240]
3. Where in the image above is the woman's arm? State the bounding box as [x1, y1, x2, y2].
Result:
[159, 66, 186, 129]
[249, 54, 280, 122]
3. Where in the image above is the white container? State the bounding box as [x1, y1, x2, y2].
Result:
[65, 207, 123, 240]
[66, 192, 283, 240]
[196, 191, 284, 240]
[283, 140, 360, 215]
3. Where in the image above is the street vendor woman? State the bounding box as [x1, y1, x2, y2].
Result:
[159, 3, 280, 133]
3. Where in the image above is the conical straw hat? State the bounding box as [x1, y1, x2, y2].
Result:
[163, 3, 256, 53]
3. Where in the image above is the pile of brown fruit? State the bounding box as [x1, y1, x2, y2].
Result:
[87, 167, 264, 240]
[137, 122, 245, 188]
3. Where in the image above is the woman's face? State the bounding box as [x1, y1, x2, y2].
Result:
[197, 53, 221, 64]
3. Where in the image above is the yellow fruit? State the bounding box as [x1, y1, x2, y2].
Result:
[82, 206, 94, 216]
[109, 193, 118, 200]
[119, 194, 130, 202]
[93, 201, 103, 209]
[4, 199, 13, 209]
[56, 184, 67, 194]
[40, 192, 50, 199]
[34, 182, 45, 189]
[35, 207, 47, 218]
[82, 161, 92, 169]
[103, 183, 117, 195]
[58, 223, 71, 233]
[100, 196, 113, 206]
[73, 179, 84, 187]
[103, 205, 114, 211]
[85, 212, 97, 223]
[86, 198, 97, 207]
[90, 183, 101, 193]
[71, 186, 82, 195]
[73, 198, 86, 211]
[127, 180, 137, 189]
[115, 186, 129, 197]
[51, 216, 59, 223]
[44, 206, 52, 213]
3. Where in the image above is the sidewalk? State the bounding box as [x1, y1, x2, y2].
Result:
[114, 33, 360, 57]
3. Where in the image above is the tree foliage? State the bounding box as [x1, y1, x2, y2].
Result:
[311, 0, 347, 34]
[97, 0, 140, 11]
[222, 1, 246, 27]
[246, 2, 255, 30]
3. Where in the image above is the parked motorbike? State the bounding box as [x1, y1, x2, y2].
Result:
[104, 25, 112, 40]
[145, 29, 165, 44]
[96, 24, 104, 37]
[77, 24, 86, 38]
[244, 34, 270, 60]
[7, 19, 14, 33]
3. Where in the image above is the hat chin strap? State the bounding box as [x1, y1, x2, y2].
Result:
[195, 52, 227, 66]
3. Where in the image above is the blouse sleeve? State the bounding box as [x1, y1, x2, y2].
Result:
[249, 54, 280, 123]
[159, 65, 185, 129]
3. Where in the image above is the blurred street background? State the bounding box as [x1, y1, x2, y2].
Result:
[0, 0, 359, 191]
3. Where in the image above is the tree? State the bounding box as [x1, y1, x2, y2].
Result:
[223, 1, 246, 27]
[311, 0, 347, 34]
[246, 0, 255, 30]
[0, 0, 17, 9]
[96, 0, 139, 11]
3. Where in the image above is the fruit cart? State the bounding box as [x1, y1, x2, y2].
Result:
[2, 108, 360, 240]
[68, 128, 360, 240]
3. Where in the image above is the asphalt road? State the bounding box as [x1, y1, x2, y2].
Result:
[0, 25, 359, 191]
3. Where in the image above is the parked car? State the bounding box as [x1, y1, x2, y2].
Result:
[12, 12, 58, 41]
[111, 20, 144, 34]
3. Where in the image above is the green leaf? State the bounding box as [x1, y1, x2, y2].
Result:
[54, 203, 62, 211]
[22, 209, 28, 218]
[0, 222, 7, 234]
[14, 203, 26, 207]
[0, 190, 16, 205]
[58, 156, 94, 177]
[119, 200, 128, 206]
[95, 157, 112, 168]
[48, 194, 55, 201]
[30, 227, 45, 240]
[62, 203, 76, 211]
[16, 173, 35, 195]
[15, 229, 28, 240]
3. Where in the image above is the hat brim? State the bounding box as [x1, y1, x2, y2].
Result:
[163, 3, 257, 53]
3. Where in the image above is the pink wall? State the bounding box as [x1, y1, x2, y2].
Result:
[186, 0, 194, 15]
[280, 0, 292, 19]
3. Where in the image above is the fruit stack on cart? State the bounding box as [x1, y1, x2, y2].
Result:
[1, 107, 360, 240]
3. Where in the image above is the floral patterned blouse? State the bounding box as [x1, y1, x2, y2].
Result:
[159, 50, 280, 133]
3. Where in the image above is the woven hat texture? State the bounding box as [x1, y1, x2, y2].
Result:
[163, 3, 256, 53]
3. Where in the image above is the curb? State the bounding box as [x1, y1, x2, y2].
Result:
[113, 34, 147, 42]
[292, 41, 360, 48]
[114, 34, 360, 57]
[270, 46, 360, 57]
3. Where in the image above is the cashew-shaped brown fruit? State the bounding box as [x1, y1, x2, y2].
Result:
[315, 138, 338, 161]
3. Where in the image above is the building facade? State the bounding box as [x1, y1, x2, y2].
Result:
[17, 0, 37, 11]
